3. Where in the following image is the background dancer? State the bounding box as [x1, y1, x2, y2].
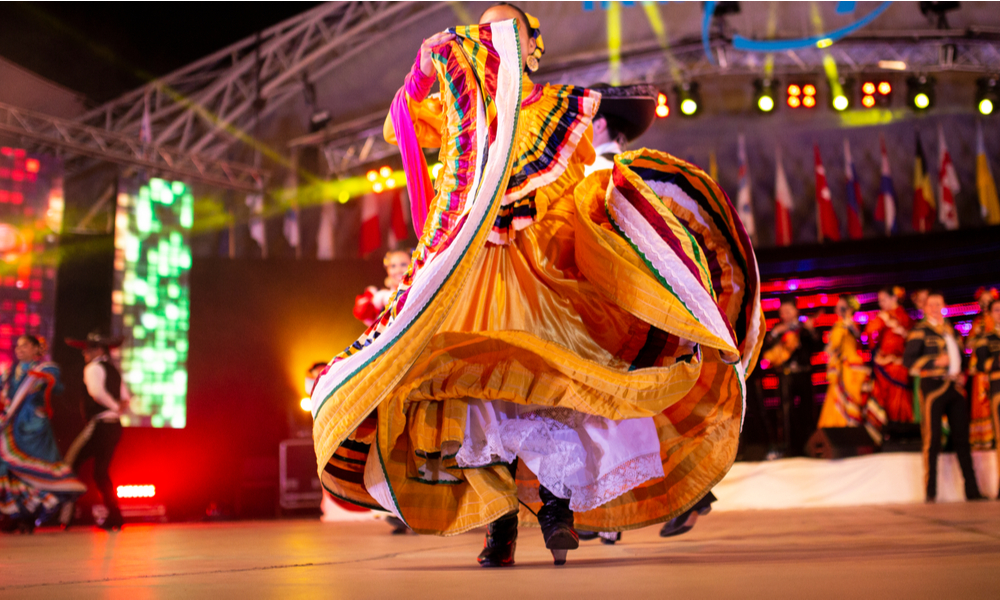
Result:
[972, 298, 1000, 499]
[0, 336, 84, 533]
[353, 249, 412, 327]
[903, 293, 983, 503]
[865, 286, 914, 423]
[63, 333, 131, 531]
[762, 298, 820, 456]
[967, 287, 998, 449]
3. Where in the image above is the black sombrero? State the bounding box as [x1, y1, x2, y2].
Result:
[589, 83, 658, 142]
[65, 331, 124, 350]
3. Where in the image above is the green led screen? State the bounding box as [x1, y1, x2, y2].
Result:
[112, 177, 192, 428]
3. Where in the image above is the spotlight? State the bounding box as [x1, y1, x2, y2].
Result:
[675, 82, 701, 117]
[379, 166, 393, 178]
[372, 182, 384, 193]
[366, 170, 378, 182]
[907, 75, 936, 111]
[861, 79, 893, 108]
[754, 79, 777, 113]
[830, 78, 855, 112]
[386, 178, 397, 189]
[431, 162, 444, 179]
[976, 77, 998, 116]
[300, 397, 312, 412]
[786, 82, 817, 109]
[655, 92, 670, 118]
[117, 485, 156, 499]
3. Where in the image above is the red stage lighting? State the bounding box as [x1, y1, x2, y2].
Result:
[803, 84, 817, 97]
[862, 82, 876, 95]
[878, 81, 892, 95]
[24, 158, 40, 174]
[802, 96, 816, 108]
[655, 92, 669, 118]
[862, 95, 876, 108]
[786, 83, 816, 109]
[117, 484, 156, 499]
[787, 84, 801, 97]
[788, 96, 801, 108]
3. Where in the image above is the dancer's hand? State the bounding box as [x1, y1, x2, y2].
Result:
[419, 31, 456, 75]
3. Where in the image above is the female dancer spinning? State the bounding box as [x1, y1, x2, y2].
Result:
[311, 3, 762, 567]
[0, 336, 84, 533]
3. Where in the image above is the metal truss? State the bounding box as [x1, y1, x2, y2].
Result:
[0, 101, 264, 192]
[293, 32, 1000, 175]
[540, 34, 1000, 87]
[74, 1, 448, 164]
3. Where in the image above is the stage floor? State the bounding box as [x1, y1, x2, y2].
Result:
[3, 503, 999, 598]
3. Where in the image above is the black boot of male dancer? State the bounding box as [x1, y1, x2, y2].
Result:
[537, 485, 578, 565]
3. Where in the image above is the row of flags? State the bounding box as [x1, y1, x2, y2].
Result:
[244, 123, 1000, 259]
[736, 122, 1000, 246]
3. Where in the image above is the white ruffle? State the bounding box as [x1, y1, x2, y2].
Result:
[456, 401, 664, 512]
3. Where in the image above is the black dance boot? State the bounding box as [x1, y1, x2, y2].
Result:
[98, 507, 124, 532]
[537, 486, 578, 565]
[477, 511, 518, 568]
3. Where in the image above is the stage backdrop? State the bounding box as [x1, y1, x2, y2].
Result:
[56, 255, 382, 519]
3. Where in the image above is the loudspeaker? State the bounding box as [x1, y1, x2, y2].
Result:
[880, 422, 923, 453]
[805, 427, 878, 459]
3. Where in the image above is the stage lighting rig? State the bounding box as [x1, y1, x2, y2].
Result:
[977, 77, 998, 116]
[786, 82, 818, 109]
[907, 75, 936, 111]
[676, 82, 701, 117]
[655, 92, 670, 118]
[754, 79, 777, 113]
[831, 78, 855, 112]
[861, 79, 893, 108]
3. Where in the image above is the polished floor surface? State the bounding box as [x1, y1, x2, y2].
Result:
[3, 502, 999, 598]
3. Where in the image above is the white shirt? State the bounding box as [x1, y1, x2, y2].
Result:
[585, 141, 623, 176]
[84, 357, 131, 421]
[943, 330, 961, 378]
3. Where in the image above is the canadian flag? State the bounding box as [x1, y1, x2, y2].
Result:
[358, 193, 381, 257]
[774, 147, 794, 247]
[814, 144, 840, 243]
[387, 189, 411, 249]
[937, 124, 960, 230]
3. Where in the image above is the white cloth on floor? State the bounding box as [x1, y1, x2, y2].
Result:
[455, 400, 664, 512]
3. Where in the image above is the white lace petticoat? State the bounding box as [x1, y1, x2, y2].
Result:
[455, 400, 664, 512]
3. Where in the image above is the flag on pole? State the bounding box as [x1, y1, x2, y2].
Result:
[842, 139, 864, 239]
[977, 121, 1000, 225]
[246, 193, 267, 258]
[736, 134, 756, 240]
[283, 209, 300, 249]
[937, 125, 960, 230]
[317, 202, 337, 260]
[774, 147, 794, 247]
[282, 165, 300, 252]
[814, 144, 840, 242]
[876, 134, 897, 235]
[913, 133, 935, 233]
[387, 189, 411, 249]
[359, 193, 381, 257]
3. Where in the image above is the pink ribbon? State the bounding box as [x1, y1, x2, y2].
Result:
[390, 54, 437, 236]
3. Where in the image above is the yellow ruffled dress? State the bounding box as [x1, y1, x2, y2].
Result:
[311, 21, 763, 535]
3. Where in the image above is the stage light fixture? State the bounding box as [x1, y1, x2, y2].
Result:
[830, 77, 855, 112]
[754, 79, 777, 113]
[833, 94, 849, 111]
[117, 485, 156, 499]
[385, 178, 397, 189]
[878, 81, 892, 95]
[861, 79, 893, 109]
[300, 397, 312, 412]
[372, 182, 384, 193]
[431, 162, 444, 179]
[366, 170, 378, 182]
[675, 82, 701, 117]
[655, 92, 670, 118]
[379, 166, 393, 178]
[976, 77, 998, 116]
[786, 83, 817, 109]
[907, 75, 936, 111]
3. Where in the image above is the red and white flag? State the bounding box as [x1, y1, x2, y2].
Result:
[814, 144, 840, 243]
[774, 147, 794, 247]
[876, 134, 897, 235]
[358, 193, 381, 257]
[937, 124, 960, 230]
[842, 139, 864, 239]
